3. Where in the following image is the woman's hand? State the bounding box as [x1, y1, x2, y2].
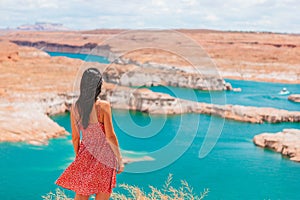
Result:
[117, 159, 124, 174]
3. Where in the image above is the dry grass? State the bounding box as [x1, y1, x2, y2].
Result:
[42, 188, 73, 200]
[42, 174, 209, 200]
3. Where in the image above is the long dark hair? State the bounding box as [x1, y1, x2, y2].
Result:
[75, 68, 103, 129]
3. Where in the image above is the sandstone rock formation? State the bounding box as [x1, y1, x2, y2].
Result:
[103, 63, 230, 90]
[1, 35, 299, 147]
[103, 85, 300, 123]
[181, 30, 300, 84]
[10, 38, 232, 91]
[52, 83, 300, 124]
[0, 41, 83, 145]
[253, 129, 300, 162]
[288, 94, 300, 103]
[197, 103, 300, 123]
[17, 22, 70, 31]
[2, 29, 300, 83]
[0, 101, 67, 145]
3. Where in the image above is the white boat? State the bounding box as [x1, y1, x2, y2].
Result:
[233, 87, 242, 92]
[278, 88, 290, 95]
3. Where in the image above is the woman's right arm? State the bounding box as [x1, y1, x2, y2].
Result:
[102, 101, 124, 173]
[70, 104, 80, 156]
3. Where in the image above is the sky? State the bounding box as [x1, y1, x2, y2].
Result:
[0, 0, 299, 33]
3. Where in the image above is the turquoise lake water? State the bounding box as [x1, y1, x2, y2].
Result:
[46, 52, 110, 64]
[1, 52, 300, 199]
[149, 80, 300, 111]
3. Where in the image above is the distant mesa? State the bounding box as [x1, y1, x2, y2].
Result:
[16, 22, 70, 31]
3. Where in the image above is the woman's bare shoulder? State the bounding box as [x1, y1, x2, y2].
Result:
[96, 99, 111, 113]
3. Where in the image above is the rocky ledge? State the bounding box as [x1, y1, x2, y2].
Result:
[103, 62, 232, 91]
[288, 94, 300, 103]
[0, 101, 67, 145]
[197, 103, 300, 123]
[104, 85, 300, 123]
[253, 129, 300, 162]
[48, 84, 300, 124]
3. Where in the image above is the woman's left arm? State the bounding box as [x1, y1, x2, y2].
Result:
[70, 104, 80, 156]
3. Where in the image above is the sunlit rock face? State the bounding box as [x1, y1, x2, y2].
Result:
[253, 129, 300, 162]
[288, 94, 300, 103]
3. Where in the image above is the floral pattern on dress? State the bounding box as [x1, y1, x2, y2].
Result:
[55, 122, 117, 195]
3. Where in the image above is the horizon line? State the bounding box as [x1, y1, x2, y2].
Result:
[1, 27, 299, 35]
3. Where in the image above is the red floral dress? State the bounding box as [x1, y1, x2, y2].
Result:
[55, 117, 117, 195]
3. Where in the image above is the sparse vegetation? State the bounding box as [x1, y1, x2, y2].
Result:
[42, 174, 209, 200]
[42, 188, 72, 200]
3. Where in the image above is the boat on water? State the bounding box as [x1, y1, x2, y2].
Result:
[278, 87, 290, 95]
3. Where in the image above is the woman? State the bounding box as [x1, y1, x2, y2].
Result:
[55, 68, 124, 200]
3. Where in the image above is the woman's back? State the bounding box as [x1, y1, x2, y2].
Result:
[56, 100, 117, 195]
[55, 68, 123, 199]
[75, 101, 117, 168]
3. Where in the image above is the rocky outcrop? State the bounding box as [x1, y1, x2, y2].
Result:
[11, 40, 113, 58]
[101, 83, 190, 114]
[0, 40, 49, 62]
[100, 83, 300, 123]
[104, 63, 231, 91]
[11, 40, 232, 91]
[0, 41, 83, 145]
[288, 94, 300, 103]
[42, 83, 300, 124]
[17, 22, 70, 31]
[197, 104, 300, 123]
[253, 129, 300, 162]
[0, 101, 68, 145]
